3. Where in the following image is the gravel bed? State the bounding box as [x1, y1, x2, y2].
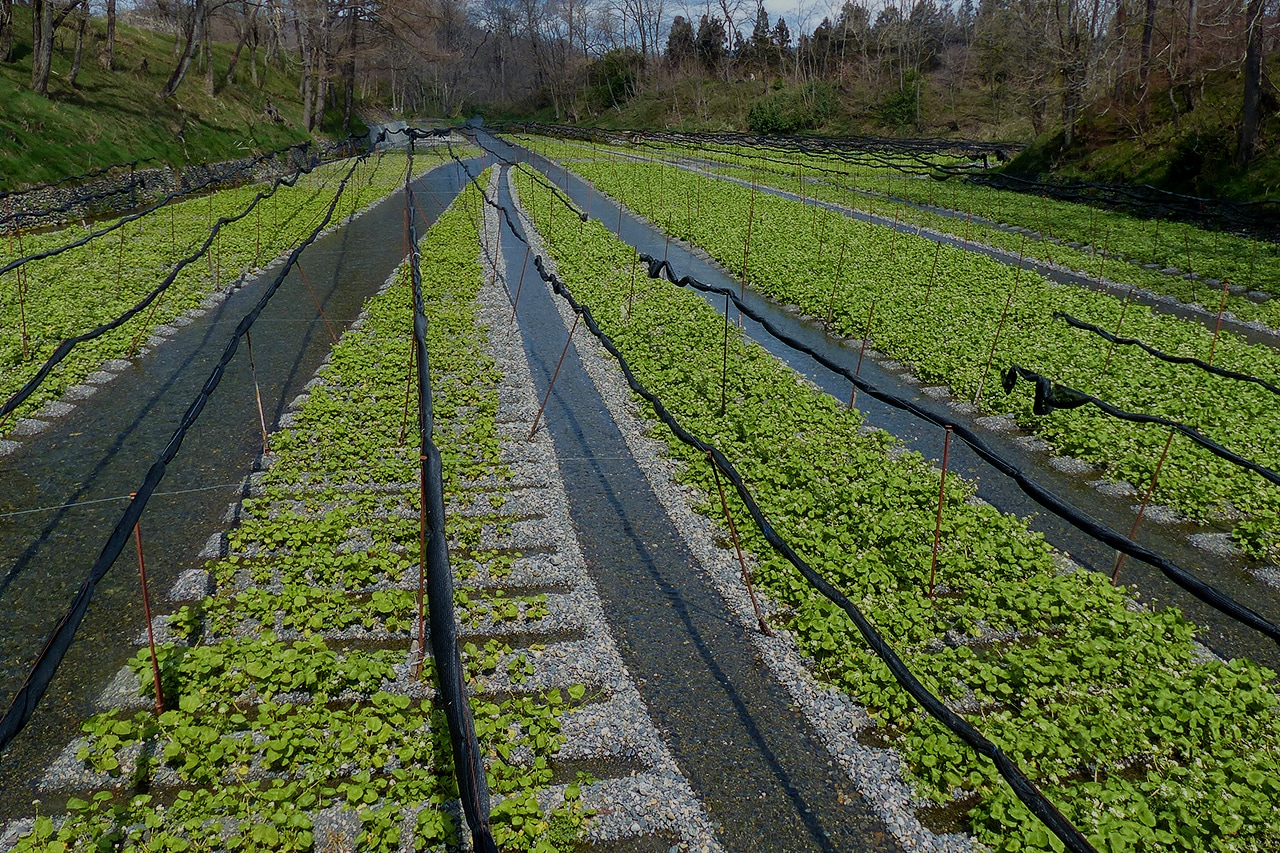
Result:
[508, 168, 973, 853]
[481, 172, 725, 850]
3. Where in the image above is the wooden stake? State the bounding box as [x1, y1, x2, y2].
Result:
[1104, 287, 1135, 371]
[850, 301, 875, 409]
[975, 235, 1026, 403]
[926, 239, 942, 305]
[826, 239, 848, 327]
[245, 331, 270, 454]
[928, 426, 953, 600]
[510, 245, 531, 324]
[720, 293, 731, 416]
[706, 450, 773, 636]
[130, 495, 165, 714]
[1112, 428, 1175, 584]
[1208, 280, 1230, 366]
[416, 451, 428, 677]
[530, 313, 579, 439]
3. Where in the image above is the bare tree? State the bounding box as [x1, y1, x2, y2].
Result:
[159, 0, 210, 97]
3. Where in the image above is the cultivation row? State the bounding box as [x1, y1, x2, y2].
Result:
[508, 166, 1280, 852]
[1, 182, 578, 853]
[648, 138, 1280, 299]
[0, 171, 720, 853]
[532, 135, 1280, 329]
[0, 146, 453, 432]
[512, 137, 1280, 565]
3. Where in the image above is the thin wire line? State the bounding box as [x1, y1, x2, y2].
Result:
[0, 482, 247, 520]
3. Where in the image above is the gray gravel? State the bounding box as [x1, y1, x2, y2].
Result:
[483, 173, 725, 850]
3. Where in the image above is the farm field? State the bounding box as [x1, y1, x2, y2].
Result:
[518, 132, 1280, 329]
[513, 133, 1280, 568]
[1, 130, 1278, 853]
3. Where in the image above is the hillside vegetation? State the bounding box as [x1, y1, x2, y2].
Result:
[0, 6, 319, 191]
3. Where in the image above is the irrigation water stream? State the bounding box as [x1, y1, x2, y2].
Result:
[479, 133, 1280, 675]
[0, 159, 472, 819]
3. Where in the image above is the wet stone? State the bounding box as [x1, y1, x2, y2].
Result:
[947, 400, 978, 415]
[1013, 434, 1051, 454]
[1189, 532, 1239, 557]
[168, 569, 213, 601]
[37, 400, 75, 418]
[1139, 505, 1183, 525]
[101, 359, 132, 372]
[9, 419, 48, 437]
[921, 386, 952, 400]
[1049, 456, 1093, 475]
[1248, 290, 1272, 303]
[63, 383, 99, 400]
[975, 414, 1018, 433]
[1088, 479, 1137, 498]
[1256, 566, 1280, 590]
[0, 439, 21, 456]
[83, 371, 116, 385]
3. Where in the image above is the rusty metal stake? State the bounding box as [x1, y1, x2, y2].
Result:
[529, 312, 579, 439]
[706, 450, 773, 636]
[1113, 428, 1175, 584]
[928, 427, 953, 600]
[130, 495, 165, 713]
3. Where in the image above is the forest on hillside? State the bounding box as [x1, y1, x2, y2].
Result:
[0, 0, 1276, 183]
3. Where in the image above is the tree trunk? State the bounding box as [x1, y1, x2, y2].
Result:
[313, 48, 329, 130]
[202, 17, 214, 95]
[297, 17, 313, 130]
[1236, 0, 1266, 166]
[103, 0, 114, 69]
[341, 3, 356, 132]
[68, 6, 86, 86]
[223, 3, 258, 89]
[1138, 0, 1156, 86]
[30, 0, 54, 96]
[1, 0, 15, 63]
[1111, 0, 1127, 103]
[249, 20, 259, 87]
[159, 0, 207, 98]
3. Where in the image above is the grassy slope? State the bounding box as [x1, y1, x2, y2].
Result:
[0, 6, 327, 191]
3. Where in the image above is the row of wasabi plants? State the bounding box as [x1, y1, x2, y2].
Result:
[534, 135, 1280, 329]
[515, 136, 1280, 564]
[9, 180, 588, 853]
[511, 167, 1280, 853]
[0, 146, 457, 431]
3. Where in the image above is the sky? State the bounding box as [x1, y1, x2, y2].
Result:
[672, 0, 848, 40]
